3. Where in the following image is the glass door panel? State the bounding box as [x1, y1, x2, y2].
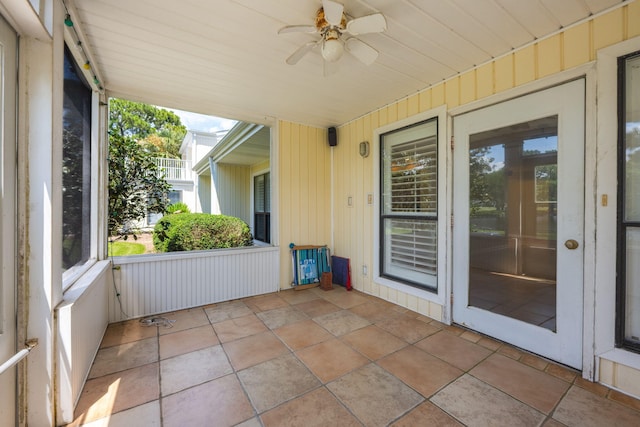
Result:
[469, 116, 558, 331]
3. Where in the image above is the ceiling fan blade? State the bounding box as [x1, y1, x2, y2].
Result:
[278, 25, 317, 35]
[322, 0, 344, 26]
[286, 41, 318, 65]
[345, 38, 379, 65]
[346, 13, 387, 35]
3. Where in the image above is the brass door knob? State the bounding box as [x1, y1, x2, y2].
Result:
[564, 239, 579, 250]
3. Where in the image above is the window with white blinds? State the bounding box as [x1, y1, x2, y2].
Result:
[254, 172, 270, 243]
[380, 118, 438, 290]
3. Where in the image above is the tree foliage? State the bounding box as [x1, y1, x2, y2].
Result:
[109, 98, 186, 158]
[108, 98, 188, 238]
[108, 134, 172, 237]
[469, 146, 494, 214]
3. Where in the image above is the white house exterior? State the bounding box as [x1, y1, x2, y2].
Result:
[149, 127, 271, 243]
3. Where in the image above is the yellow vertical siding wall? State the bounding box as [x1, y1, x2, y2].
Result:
[331, 3, 640, 320]
[250, 159, 270, 176]
[277, 121, 331, 288]
[215, 164, 251, 224]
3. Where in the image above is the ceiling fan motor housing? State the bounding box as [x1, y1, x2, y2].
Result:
[315, 7, 346, 32]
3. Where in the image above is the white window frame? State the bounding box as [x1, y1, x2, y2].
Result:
[252, 170, 271, 243]
[251, 166, 271, 243]
[373, 106, 448, 307]
[595, 36, 640, 371]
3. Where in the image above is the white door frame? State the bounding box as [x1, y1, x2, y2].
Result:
[448, 65, 597, 375]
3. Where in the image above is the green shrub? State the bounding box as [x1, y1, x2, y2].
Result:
[153, 213, 253, 252]
[166, 202, 190, 214]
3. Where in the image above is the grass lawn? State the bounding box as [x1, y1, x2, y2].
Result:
[108, 241, 146, 256]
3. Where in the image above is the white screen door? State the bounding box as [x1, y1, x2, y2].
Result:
[0, 13, 18, 427]
[452, 79, 585, 369]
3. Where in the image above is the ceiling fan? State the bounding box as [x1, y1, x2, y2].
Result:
[278, 0, 387, 72]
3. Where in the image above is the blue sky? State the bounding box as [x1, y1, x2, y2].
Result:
[165, 107, 237, 133]
[486, 136, 558, 170]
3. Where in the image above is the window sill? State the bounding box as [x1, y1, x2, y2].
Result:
[598, 347, 640, 369]
[374, 275, 443, 305]
[62, 258, 98, 292]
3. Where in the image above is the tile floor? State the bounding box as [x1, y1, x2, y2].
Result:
[67, 287, 640, 427]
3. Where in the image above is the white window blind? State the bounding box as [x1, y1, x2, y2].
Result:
[381, 119, 438, 289]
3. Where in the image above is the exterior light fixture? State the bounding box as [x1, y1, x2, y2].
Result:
[359, 141, 370, 158]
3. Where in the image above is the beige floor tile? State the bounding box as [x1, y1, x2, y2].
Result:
[477, 336, 502, 351]
[321, 289, 370, 309]
[160, 345, 233, 396]
[542, 418, 568, 427]
[256, 305, 309, 329]
[73, 363, 159, 425]
[608, 389, 640, 412]
[245, 294, 289, 312]
[161, 374, 254, 427]
[159, 324, 218, 359]
[205, 300, 254, 323]
[444, 324, 466, 336]
[432, 374, 545, 426]
[377, 314, 441, 343]
[223, 331, 289, 370]
[341, 325, 407, 360]
[313, 309, 370, 336]
[521, 353, 549, 371]
[348, 301, 405, 323]
[89, 337, 158, 379]
[100, 319, 157, 348]
[295, 298, 342, 318]
[78, 401, 161, 427]
[545, 363, 578, 383]
[278, 289, 319, 305]
[261, 387, 361, 427]
[156, 307, 210, 335]
[574, 377, 610, 397]
[213, 313, 268, 343]
[328, 363, 424, 426]
[415, 330, 492, 370]
[460, 330, 483, 343]
[237, 354, 320, 413]
[77, 290, 640, 427]
[498, 344, 524, 360]
[296, 338, 369, 383]
[391, 401, 463, 426]
[273, 319, 333, 350]
[553, 386, 640, 427]
[470, 353, 570, 414]
[235, 417, 263, 427]
[378, 345, 462, 397]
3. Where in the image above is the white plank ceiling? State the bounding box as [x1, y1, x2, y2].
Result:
[72, 0, 625, 128]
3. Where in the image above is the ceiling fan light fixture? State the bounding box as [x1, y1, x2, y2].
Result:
[322, 28, 344, 62]
[322, 38, 343, 62]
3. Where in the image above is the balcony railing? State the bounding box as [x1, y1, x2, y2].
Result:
[153, 157, 192, 181]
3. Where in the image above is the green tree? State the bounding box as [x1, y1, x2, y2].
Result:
[108, 134, 172, 238]
[109, 98, 186, 158]
[469, 146, 493, 214]
[108, 98, 188, 238]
